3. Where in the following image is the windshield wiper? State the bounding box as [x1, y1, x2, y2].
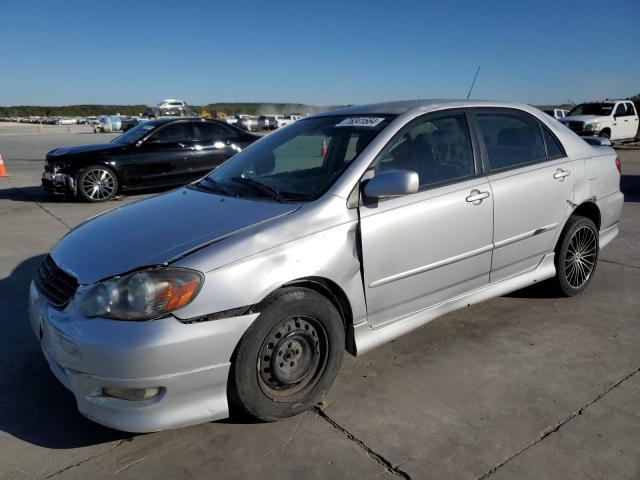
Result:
[231, 176, 283, 203]
[190, 176, 234, 196]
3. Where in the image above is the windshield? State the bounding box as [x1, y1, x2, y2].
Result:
[195, 115, 393, 202]
[568, 103, 614, 117]
[112, 122, 156, 144]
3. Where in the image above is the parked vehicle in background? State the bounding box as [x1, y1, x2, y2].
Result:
[31, 100, 623, 432]
[542, 108, 568, 119]
[225, 115, 238, 125]
[120, 117, 147, 132]
[93, 116, 123, 133]
[145, 98, 197, 118]
[237, 115, 259, 131]
[559, 100, 639, 141]
[57, 118, 78, 125]
[257, 115, 278, 130]
[42, 118, 259, 202]
[275, 114, 301, 128]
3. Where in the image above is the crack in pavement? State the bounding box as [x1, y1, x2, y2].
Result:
[37, 439, 131, 479]
[476, 363, 640, 479]
[600, 259, 640, 270]
[8, 181, 72, 231]
[313, 406, 412, 480]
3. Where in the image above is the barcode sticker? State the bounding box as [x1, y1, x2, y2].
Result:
[336, 117, 385, 127]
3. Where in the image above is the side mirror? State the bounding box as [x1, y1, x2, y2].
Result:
[363, 170, 419, 199]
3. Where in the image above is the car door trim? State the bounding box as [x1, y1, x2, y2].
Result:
[493, 223, 559, 249]
[369, 243, 493, 288]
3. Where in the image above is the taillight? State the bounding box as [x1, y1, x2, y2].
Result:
[615, 156, 622, 174]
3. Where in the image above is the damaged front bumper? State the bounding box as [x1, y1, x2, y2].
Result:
[42, 164, 75, 195]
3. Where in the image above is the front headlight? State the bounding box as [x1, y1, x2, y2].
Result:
[76, 268, 203, 320]
[584, 123, 600, 131]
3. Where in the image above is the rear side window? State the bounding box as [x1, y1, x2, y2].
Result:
[542, 128, 564, 158]
[476, 112, 546, 170]
[193, 122, 235, 142]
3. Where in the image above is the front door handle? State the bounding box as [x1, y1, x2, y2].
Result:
[553, 169, 571, 181]
[466, 190, 490, 205]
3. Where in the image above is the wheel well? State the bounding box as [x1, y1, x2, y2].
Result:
[572, 202, 601, 230]
[277, 277, 356, 355]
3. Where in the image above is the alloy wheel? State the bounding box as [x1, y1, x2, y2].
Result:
[564, 225, 597, 289]
[81, 168, 116, 200]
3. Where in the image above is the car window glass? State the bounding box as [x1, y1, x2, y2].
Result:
[615, 104, 627, 116]
[542, 128, 563, 158]
[193, 122, 234, 142]
[628, 103, 637, 116]
[476, 112, 546, 170]
[150, 123, 188, 143]
[375, 113, 475, 187]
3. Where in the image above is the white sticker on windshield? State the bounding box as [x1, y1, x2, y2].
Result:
[336, 117, 385, 128]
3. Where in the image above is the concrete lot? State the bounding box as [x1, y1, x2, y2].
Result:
[0, 123, 639, 480]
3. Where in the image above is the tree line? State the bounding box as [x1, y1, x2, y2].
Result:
[0, 102, 339, 118]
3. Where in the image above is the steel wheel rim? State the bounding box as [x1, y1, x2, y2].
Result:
[257, 314, 328, 402]
[82, 169, 115, 200]
[565, 225, 597, 289]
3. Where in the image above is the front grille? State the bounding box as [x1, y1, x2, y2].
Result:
[34, 255, 78, 308]
[565, 121, 584, 133]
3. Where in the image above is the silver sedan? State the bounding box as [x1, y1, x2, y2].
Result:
[29, 100, 624, 432]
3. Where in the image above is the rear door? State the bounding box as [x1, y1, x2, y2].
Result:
[189, 122, 241, 177]
[359, 110, 494, 327]
[615, 102, 638, 140]
[473, 109, 574, 282]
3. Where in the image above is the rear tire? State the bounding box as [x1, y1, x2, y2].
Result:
[550, 215, 599, 296]
[229, 287, 345, 421]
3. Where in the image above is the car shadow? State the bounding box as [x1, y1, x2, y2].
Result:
[0, 184, 173, 204]
[621, 174, 639, 202]
[0, 255, 130, 449]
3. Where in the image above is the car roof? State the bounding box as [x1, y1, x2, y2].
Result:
[144, 117, 220, 127]
[313, 99, 534, 117]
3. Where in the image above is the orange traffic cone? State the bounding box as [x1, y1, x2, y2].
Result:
[320, 138, 327, 158]
[0, 154, 9, 177]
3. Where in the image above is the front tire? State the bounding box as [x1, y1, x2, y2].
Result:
[77, 165, 118, 202]
[550, 215, 599, 296]
[229, 287, 345, 421]
[598, 129, 611, 139]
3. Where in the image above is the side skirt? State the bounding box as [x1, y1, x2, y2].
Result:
[352, 253, 556, 355]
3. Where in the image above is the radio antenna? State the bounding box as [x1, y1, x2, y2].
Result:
[466, 65, 481, 100]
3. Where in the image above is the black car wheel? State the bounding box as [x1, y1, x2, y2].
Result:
[77, 166, 118, 202]
[229, 287, 344, 421]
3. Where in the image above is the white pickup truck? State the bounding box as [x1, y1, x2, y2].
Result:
[559, 100, 639, 142]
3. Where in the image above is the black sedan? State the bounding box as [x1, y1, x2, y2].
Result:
[42, 118, 260, 202]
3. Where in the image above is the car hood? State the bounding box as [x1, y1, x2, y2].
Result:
[51, 188, 302, 284]
[560, 115, 604, 124]
[47, 142, 124, 157]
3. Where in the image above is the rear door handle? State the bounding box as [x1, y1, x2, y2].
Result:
[466, 190, 490, 205]
[553, 169, 571, 181]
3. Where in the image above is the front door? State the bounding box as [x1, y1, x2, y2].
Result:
[473, 109, 575, 281]
[129, 121, 193, 188]
[359, 111, 494, 327]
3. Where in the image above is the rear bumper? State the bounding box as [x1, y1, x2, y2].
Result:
[29, 282, 258, 432]
[597, 191, 624, 250]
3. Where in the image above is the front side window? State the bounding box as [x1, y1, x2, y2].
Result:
[199, 115, 393, 201]
[614, 103, 628, 116]
[374, 113, 475, 187]
[149, 123, 189, 143]
[476, 112, 546, 170]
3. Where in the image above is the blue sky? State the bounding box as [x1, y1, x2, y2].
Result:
[1, 0, 638, 106]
